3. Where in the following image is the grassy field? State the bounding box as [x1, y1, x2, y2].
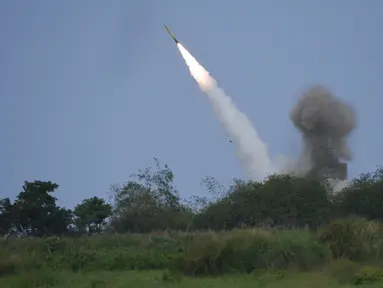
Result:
[1, 218, 383, 287]
[1, 269, 383, 288]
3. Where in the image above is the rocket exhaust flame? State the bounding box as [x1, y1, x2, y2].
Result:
[176, 43, 275, 180]
[176, 44, 213, 92]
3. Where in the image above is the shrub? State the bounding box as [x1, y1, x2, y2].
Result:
[324, 259, 362, 283]
[0, 232, 188, 274]
[353, 266, 383, 285]
[0, 256, 18, 277]
[325, 260, 383, 285]
[174, 231, 226, 276]
[318, 218, 383, 261]
[2, 269, 63, 288]
[174, 229, 330, 276]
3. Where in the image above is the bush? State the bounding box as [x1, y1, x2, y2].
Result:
[325, 260, 383, 285]
[174, 229, 331, 276]
[0, 232, 190, 274]
[3, 221, 383, 279]
[324, 259, 362, 283]
[0, 256, 18, 277]
[353, 266, 383, 285]
[1, 269, 63, 288]
[318, 218, 383, 261]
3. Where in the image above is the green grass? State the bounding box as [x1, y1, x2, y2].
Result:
[0, 228, 332, 276]
[1, 219, 383, 286]
[0, 269, 382, 288]
[0, 231, 192, 274]
[175, 228, 331, 276]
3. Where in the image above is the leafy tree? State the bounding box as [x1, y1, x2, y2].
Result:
[109, 158, 192, 233]
[9, 181, 72, 236]
[12, 181, 59, 236]
[259, 174, 331, 229]
[74, 197, 112, 234]
[334, 168, 383, 220]
[46, 207, 74, 235]
[192, 179, 264, 230]
[0, 197, 14, 235]
[193, 174, 331, 230]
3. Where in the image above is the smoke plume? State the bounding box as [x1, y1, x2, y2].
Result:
[174, 42, 356, 188]
[177, 44, 275, 180]
[289, 86, 356, 184]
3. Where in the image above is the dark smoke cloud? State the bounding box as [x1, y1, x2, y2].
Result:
[289, 86, 356, 181]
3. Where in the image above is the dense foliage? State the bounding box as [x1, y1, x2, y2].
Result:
[1, 159, 383, 286]
[1, 159, 383, 236]
[2, 221, 383, 283]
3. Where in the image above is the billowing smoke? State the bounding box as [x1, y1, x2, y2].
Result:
[289, 86, 356, 186]
[174, 41, 356, 188]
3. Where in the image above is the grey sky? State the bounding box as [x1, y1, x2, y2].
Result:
[1, 0, 382, 208]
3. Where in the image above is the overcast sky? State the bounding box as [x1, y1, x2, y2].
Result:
[1, 0, 382, 208]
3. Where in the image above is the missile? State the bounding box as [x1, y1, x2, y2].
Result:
[164, 25, 179, 44]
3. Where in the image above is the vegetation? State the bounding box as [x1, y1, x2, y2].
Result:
[3, 269, 383, 288]
[1, 158, 383, 287]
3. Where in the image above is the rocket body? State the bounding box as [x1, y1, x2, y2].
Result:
[164, 25, 179, 44]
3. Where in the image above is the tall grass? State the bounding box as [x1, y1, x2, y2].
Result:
[0, 231, 192, 275]
[1, 218, 383, 278]
[318, 217, 383, 261]
[174, 229, 331, 276]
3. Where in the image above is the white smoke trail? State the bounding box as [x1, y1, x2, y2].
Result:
[177, 44, 275, 180]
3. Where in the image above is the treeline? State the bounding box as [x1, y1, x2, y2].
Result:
[0, 181, 112, 237]
[1, 158, 382, 237]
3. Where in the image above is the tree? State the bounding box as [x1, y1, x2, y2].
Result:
[193, 174, 331, 230]
[74, 197, 112, 235]
[109, 158, 192, 233]
[259, 174, 331, 229]
[192, 179, 264, 230]
[0, 197, 14, 235]
[46, 207, 74, 236]
[9, 181, 72, 236]
[13, 181, 59, 236]
[334, 168, 383, 220]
